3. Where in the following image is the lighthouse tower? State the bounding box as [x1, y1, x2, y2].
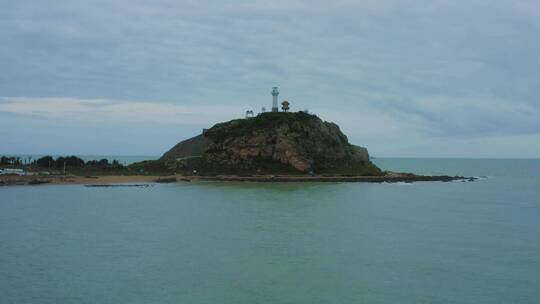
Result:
[271, 87, 279, 112]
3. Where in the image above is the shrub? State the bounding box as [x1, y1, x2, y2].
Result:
[35, 156, 55, 168]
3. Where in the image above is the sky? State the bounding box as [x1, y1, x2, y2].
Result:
[1, 0, 539, 157]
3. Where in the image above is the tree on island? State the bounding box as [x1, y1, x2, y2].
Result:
[35, 156, 55, 168]
[86, 158, 110, 168]
[281, 100, 290, 112]
[0, 156, 22, 166]
[34, 155, 124, 170]
[55, 156, 85, 168]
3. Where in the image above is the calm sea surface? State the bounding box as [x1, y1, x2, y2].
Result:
[1, 158, 539, 303]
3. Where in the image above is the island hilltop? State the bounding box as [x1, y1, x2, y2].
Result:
[153, 111, 382, 176]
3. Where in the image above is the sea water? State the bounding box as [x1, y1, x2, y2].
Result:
[0, 158, 539, 303]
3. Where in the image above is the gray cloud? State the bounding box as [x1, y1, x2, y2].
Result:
[1, 0, 539, 156]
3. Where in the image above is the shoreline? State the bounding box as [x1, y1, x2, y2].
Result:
[0, 175, 162, 186]
[191, 175, 475, 183]
[0, 173, 475, 186]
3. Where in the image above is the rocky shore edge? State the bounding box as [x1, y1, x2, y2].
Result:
[0, 172, 476, 186]
[187, 174, 476, 183]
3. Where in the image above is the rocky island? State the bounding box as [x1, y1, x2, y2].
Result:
[129, 111, 473, 183]
[0, 111, 475, 186]
[158, 111, 380, 176]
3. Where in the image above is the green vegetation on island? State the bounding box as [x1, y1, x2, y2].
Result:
[0, 155, 130, 176]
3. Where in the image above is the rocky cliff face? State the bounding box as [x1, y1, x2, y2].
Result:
[161, 112, 381, 175]
[161, 134, 212, 161]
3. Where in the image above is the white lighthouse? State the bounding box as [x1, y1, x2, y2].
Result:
[271, 87, 279, 112]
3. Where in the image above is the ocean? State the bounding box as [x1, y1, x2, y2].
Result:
[1, 158, 539, 303]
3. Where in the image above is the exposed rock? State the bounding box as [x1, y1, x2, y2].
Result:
[154, 177, 177, 183]
[160, 134, 213, 161]
[161, 112, 382, 175]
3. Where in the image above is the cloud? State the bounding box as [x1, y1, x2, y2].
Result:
[0, 97, 242, 125]
[0, 0, 539, 156]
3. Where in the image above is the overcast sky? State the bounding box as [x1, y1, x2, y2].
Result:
[1, 0, 539, 157]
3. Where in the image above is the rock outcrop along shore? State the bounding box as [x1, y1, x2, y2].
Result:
[181, 174, 476, 183]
